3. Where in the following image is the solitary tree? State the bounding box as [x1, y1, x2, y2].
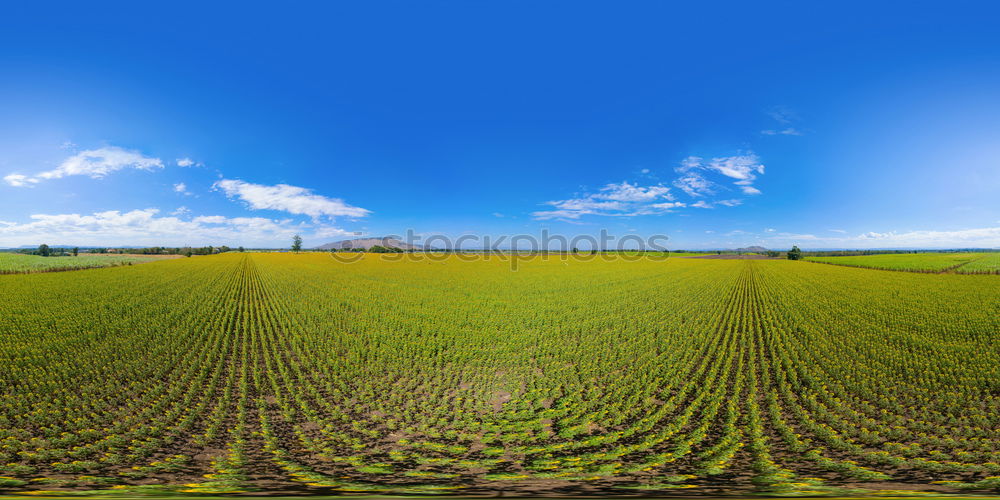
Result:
[292, 235, 303, 252]
[38, 244, 51, 257]
[787, 245, 803, 260]
[238, 246, 245, 252]
[72, 247, 79, 257]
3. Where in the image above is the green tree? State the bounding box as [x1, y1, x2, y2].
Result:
[292, 235, 303, 252]
[787, 245, 803, 260]
[238, 246, 245, 252]
[38, 244, 51, 257]
[72, 247, 79, 257]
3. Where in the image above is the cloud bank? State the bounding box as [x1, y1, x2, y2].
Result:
[0, 209, 353, 248]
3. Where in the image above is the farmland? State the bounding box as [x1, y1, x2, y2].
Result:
[805, 252, 1000, 274]
[0, 253, 160, 274]
[0, 253, 998, 496]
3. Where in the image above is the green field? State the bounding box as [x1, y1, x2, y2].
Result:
[806, 252, 1000, 273]
[0, 253, 159, 274]
[0, 254, 998, 497]
[954, 252, 1000, 274]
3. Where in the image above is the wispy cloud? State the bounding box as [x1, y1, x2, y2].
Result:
[596, 182, 671, 202]
[676, 153, 764, 196]
[768, 106, 798, 124]
[176, 158, 202, 167]
[761, 128, 803, 136]
[673, 172, 715, 197]
[214, 179, 370, 219]
[173, 182, 191, 195]
[530, 153, 764, 221]
[4, 147, 163, 187]
[3, 174, 37, 187]
[532, 182, 678, 220]
[761, 106, 804, 136]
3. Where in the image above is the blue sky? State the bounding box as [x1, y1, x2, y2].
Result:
[1, 1, 999, 249]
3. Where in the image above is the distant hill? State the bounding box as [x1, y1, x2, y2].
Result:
[315, 237, 427, 251]
[733, 245, 770, 253]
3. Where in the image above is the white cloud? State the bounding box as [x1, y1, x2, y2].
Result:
[675, 153, 765, 198]
[650, 202, 685, 210]
[673, 172, 715, 197]
[595, 182, 672, 202]
[761, 128, 803, 136]
[767, 226, 1000, 249]
[765, 228, 776, 233]
[176, 158, 198, 167]
[532, 182, 676, 220]
[829, 229, 847, 234]
[214, 179, 370, 219]
[704, 154, 765, 181]
[0, 208, 354, 247]
[531, 153, 761, 221]
[4, 147, 164, 187]
[192, 215, 228, 224]
[492, 212, 504, 218]
[173, 182, 191, 195]
[677, 156, 702, 172]
[4, 174, 38, 187]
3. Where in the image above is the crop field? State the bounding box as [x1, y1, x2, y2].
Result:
[0, 253, 159, 274]
[805, 252, 1000, 274]
[952, 253, 1000, 274]
[0, 253, 998, 497]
